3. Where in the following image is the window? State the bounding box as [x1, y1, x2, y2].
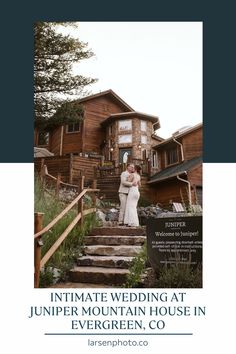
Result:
[109, 124, 113, 135]
[118, 134, 132, 144]
[152, 151, 159, 168]
[38, 131, 49, 145]
[141, 149, 147, 160]
[66, 122, 81, 133]
[166, 147, 178, 166]
[141, 135, 147, 144]
[119, 119, 132, 131]
[141, 120, 147, 131]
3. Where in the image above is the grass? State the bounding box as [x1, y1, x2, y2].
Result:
[34, 177, 99, 287]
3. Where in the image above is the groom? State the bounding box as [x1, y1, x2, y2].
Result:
[118, 163, 137, 225]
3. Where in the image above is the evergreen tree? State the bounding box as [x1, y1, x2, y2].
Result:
[34, 22, 97, 130]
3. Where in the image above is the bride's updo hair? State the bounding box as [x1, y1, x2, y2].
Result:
[135, 165, 142, 174]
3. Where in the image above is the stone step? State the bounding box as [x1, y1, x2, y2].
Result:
[77, 255, 134, 268]
[89, 226, 146, 236]
[69, 266, 129, 285]
[84, 245, 142, 257]
[50, 282, 112, 288]
[84, 235, 146, 246]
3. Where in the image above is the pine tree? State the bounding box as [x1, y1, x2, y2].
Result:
[34, 22, 97, 130]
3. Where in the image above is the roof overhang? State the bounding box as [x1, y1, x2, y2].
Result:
[148, 171, 188, 184]
[152, 122, 203, 149]
[76, 89, 134, 112]
[101, 111, 160, 127]
[148, 156, 202, 184]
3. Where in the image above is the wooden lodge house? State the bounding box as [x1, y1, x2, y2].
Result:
[147, 123, 203, 208]
[34, 90, 202, 208]
[34, 89, 161, 166]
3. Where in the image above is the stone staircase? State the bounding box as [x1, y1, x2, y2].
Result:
[69, 226, 146, 286]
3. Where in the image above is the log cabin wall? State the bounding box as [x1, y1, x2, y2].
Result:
[34, 156, 71, 182]
[154, 126, 202, 170]
[82, 96, 130, 154]
[188, 164, 202, 186]
[182, 127, 202, 160]
[188, 164, 203, 205]
[61, 124, 83, 155]
[34, 155, 101, 186]
[50, 126, 63, 155]
[150, 179, 189, 209]
[70, 155, 100, 185]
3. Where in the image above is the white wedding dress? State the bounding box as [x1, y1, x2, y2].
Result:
[124, 173, 140, 226]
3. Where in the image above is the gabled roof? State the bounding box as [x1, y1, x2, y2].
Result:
[153, 123, 202, 149]
[101, 111, 160, 126]
[148, 156, 202, 184]
[76, 89, 134, 112]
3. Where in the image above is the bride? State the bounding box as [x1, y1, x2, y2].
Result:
[124, 165, 141, 227]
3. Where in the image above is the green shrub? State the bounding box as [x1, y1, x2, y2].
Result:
[156, 263, 202, 288]
[125, 242, 147, 288]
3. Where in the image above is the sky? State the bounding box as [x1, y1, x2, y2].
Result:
[63, 22, 202, 138]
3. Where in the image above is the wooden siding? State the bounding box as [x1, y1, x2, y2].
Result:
[34, 156, 71, 182]
[182, 127, 202, 160]
[155, 126, 202, 169]
[188, 164, 202, 186]
[70, 156, 100, 185]
[34, 155, 101, 186]
[83, 96, 128, 154]
[50, 126, 62, 155]
[62, 123, 83, 155]
[150, 179, 189, 209]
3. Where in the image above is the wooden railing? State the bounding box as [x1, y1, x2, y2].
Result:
[40, 163, 98, 196]
[34, 165, 99, 288]
[95, 158, 152, 177]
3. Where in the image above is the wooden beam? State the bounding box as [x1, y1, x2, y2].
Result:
[34, 212, 44, 288]
[34, 188, 87, 238]
[59, 125, 64, 156]
[40, 208, 96, 269]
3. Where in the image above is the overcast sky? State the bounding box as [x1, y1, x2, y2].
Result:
[63, 22, 202, 138]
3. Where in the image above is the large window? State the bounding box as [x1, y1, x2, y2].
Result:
[118, 134, 132, 144]
[119, 119, 132, 131]
[166, 147, 178, 166]
[141, 120, 147, 131]
[38, 131, 49, 145]
[66, 122, 81, 133]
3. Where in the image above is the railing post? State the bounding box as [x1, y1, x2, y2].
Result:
[40, 158, 45, 182]
[34, 212, 44, 288]
[147, 158, 151, 177]
[69, 153, 73, 184]
[92, 179, 97, 206]
[56, 173, 61, 198]
[78, 176, 85, 226]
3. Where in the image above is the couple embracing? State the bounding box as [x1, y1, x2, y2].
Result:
[118, 163, 141, 227]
